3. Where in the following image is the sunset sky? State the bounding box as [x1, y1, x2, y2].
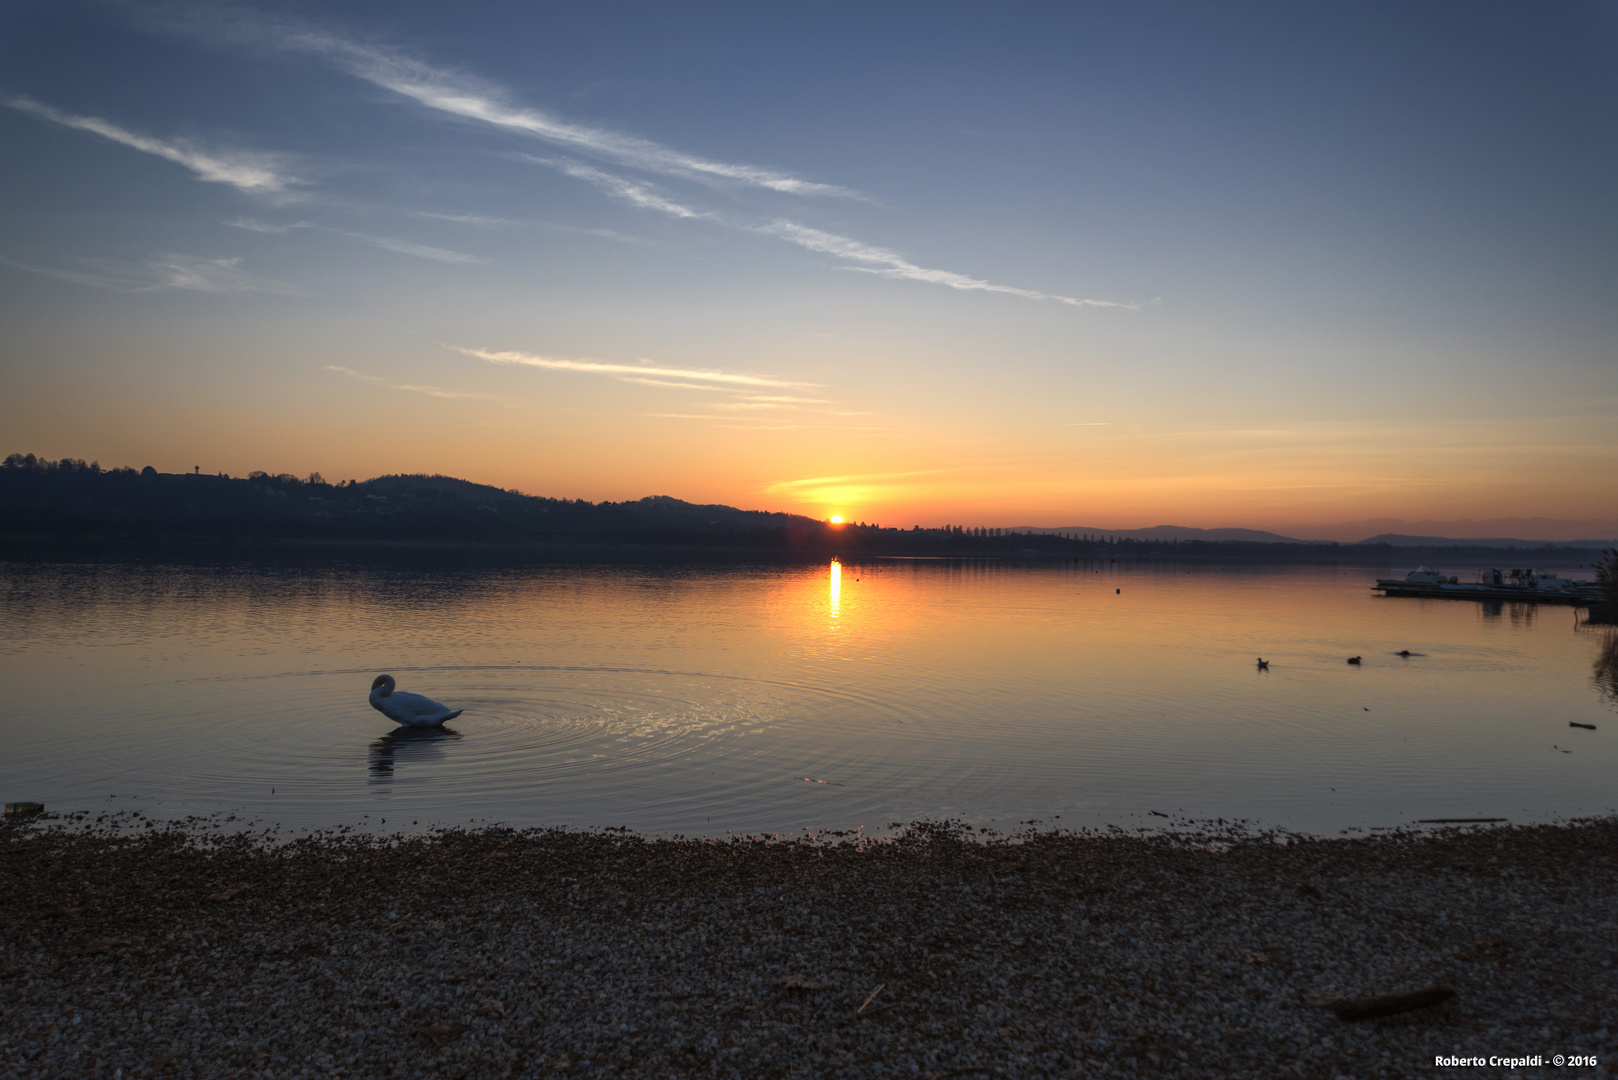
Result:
[2, 2, 1614, 539]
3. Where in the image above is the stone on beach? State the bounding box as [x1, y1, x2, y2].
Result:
[0, 816, 1613, 1078]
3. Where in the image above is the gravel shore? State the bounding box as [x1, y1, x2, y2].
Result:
[2, 817, 1613, 1079]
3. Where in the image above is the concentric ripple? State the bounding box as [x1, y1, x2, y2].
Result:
[2, 558, 1615, 835]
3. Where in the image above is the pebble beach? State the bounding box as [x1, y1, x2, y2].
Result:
[2, 817, 1613, 1079]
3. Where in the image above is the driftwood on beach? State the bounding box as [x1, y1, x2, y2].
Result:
[1316, 985, 1456, 1021]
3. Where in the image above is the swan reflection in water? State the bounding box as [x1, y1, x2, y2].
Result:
[368, 725, 462, 783]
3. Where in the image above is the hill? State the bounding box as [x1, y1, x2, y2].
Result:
[1360, 532, 1617, 550]
[2, 453, 1609, 563]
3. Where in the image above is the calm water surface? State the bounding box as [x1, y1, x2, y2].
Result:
[2, 556, 1613, 835]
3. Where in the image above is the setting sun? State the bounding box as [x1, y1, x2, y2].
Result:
[829, 515, 844, 524]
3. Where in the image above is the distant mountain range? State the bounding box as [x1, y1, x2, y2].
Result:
[1012, 524, 1615, 549]
[1359, 533, 1617, 550]
[3, 454, 1612, 558]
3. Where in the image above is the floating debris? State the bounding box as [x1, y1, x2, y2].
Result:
[795, 776, 844, 787]
[1570, 722, 1597, 730]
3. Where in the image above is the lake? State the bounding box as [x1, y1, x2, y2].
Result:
[2, 553, 1612, 836]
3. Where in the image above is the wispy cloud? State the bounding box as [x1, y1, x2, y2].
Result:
[413, 211, 640, 242]
[760, 221, 1134, 308]
[528, 157, 709, 219]
[163, 11, 1138, 309]
[459, 346, 875, 428]
[149, 254, 301, 293]
[766, 469, 942, 493]
[651, 414, 887, 433]
[601, 377, 712, 390]
[527, 156, 1135, 307]
[324, 365, 489, 399]
[458, 347, 814, 390]
[190, 13, 851, 197]
[3, 252, 300, 295]
[341, 231, 482, 264]
[226, 219, 481, 263]
[226, 217, 311, 233]
[323, 365, 381, 382]
[5, 96, 295, 194]
[392, 383, 491, 399]
[728, 394, 836, 406]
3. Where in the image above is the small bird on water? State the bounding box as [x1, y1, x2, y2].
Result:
[368, 674, 463, 727]
[1256, 658, 1269, 670]
[1346, 656, 1362, 665]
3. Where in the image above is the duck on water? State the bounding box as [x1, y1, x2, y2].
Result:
[369, 674, 463, 727]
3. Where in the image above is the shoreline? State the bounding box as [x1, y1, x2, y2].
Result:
[1, 532, 1609, 569]
[2, 818, 1613, 1079]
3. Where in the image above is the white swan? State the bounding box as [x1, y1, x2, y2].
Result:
[368, 674, 462, 727]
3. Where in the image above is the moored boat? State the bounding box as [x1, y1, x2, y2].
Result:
[1374, 566, 1602, 604]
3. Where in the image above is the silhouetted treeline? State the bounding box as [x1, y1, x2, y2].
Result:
[0, 454, 1606, 563]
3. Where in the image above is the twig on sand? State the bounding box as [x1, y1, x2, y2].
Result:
[1311, 986, 1455, 1021]
[857, 981, 886, 1015]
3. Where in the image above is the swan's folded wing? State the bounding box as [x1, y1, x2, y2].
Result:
[388, 690, 454, 721]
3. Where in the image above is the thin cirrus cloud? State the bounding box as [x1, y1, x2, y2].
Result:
[527, 157, 709, 220]
[522, 155, 1132, 309]
[412, 212, 642, 243]
[458, 347, 814, 390]
[1, 252, 300, 295]
[227, 219, 481, 264]
[165, 8, 1134, 308]
[324, 365, 489, 400]
[759, 221, 1134, 309]
[343, 231, 482, 264]
[5, 96, 294, 194]
[253, 26, 853, 198]
[763, 470, 944, 501]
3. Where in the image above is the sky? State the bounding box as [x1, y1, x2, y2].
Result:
[2, 1, 1615, 539]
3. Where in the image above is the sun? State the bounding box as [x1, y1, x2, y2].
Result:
[829, 515, 844, 524]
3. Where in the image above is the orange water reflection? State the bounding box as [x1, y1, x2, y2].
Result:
[1, 557, 1613, 835]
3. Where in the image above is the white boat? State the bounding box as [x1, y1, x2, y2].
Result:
[1374, 566, 1602, 604]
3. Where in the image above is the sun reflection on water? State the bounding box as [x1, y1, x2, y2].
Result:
[828, 559, 841, 621]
